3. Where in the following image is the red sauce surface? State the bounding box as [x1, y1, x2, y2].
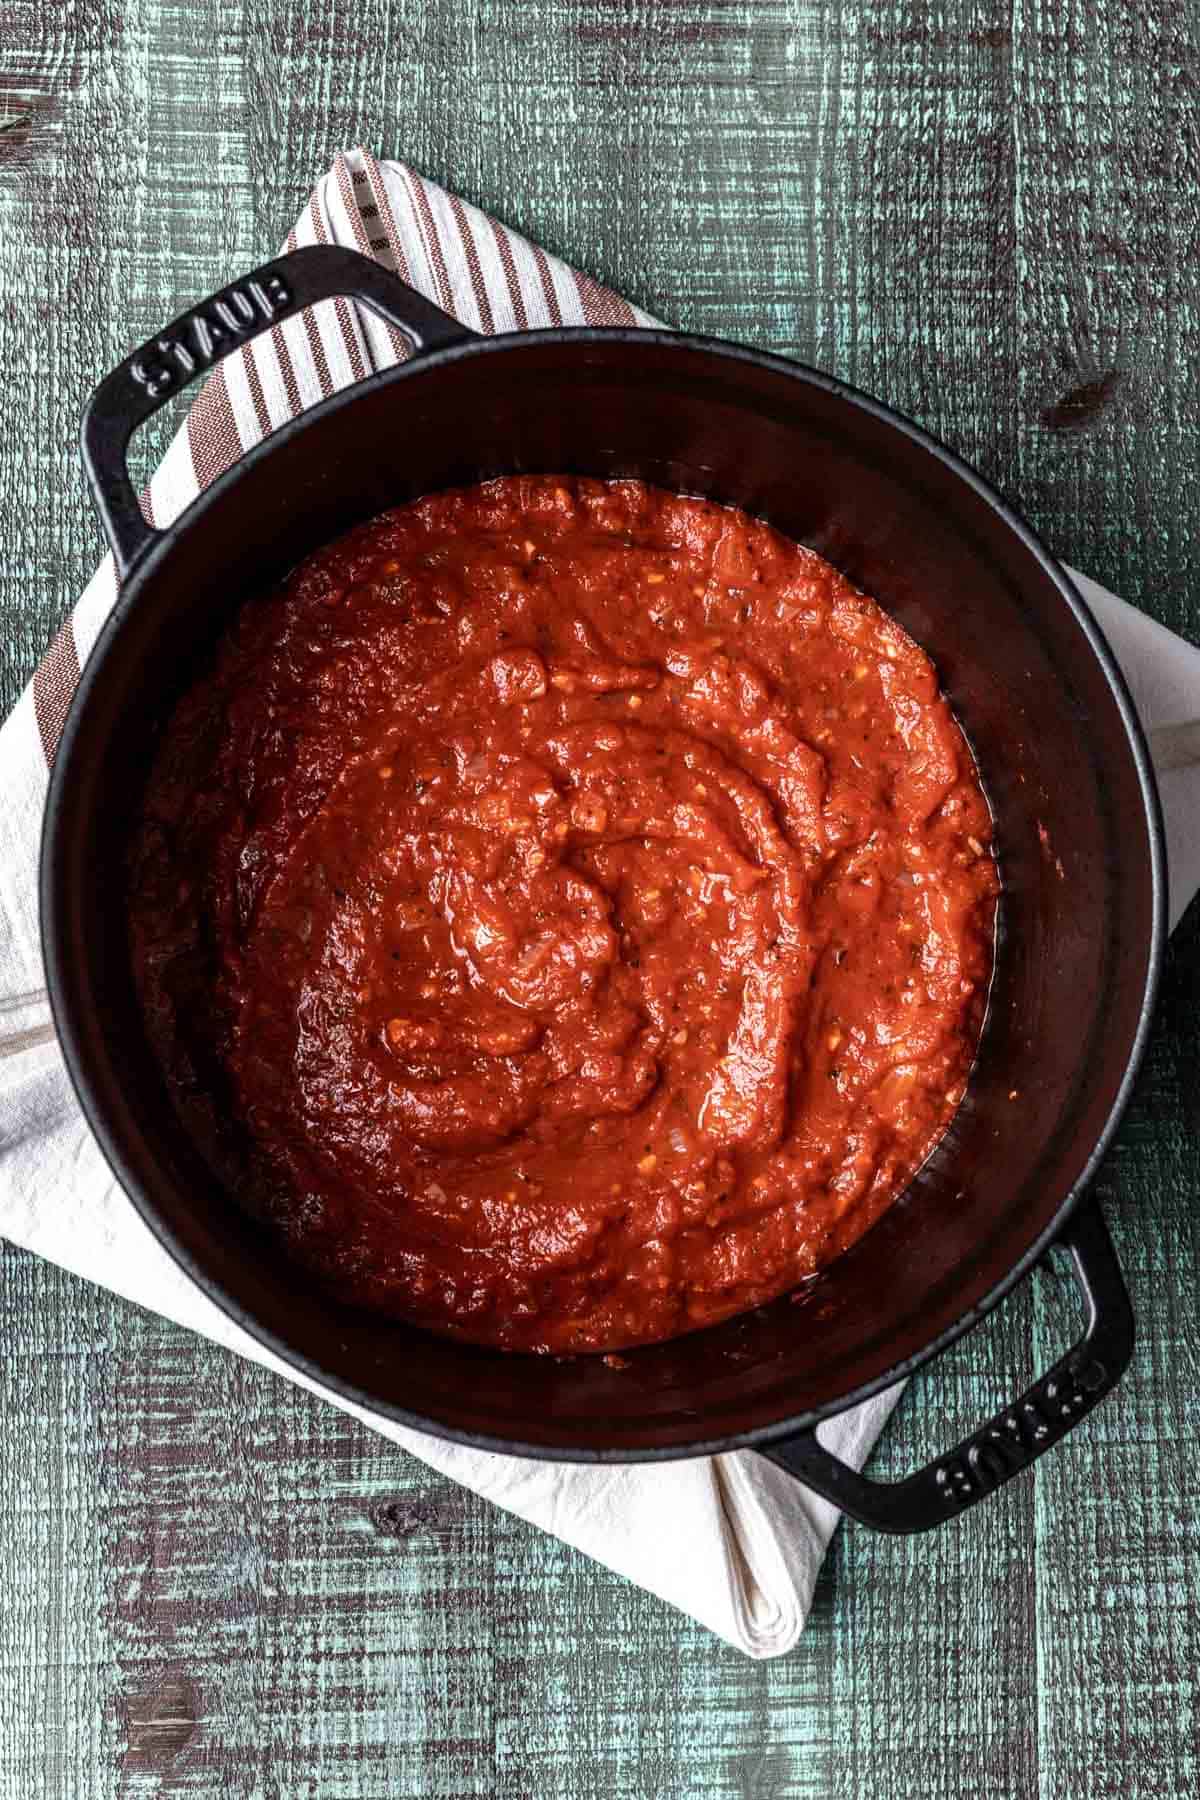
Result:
[130, 477, 998, 1352]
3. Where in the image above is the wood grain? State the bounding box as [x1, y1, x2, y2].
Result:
[1, 0, 1198, 1794]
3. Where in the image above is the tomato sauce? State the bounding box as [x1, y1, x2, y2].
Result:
[129, 477, 998, 1352]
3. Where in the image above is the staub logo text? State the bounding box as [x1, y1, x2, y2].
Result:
[935, 1354, 1108, 1507]
[130, 272, 292, 397]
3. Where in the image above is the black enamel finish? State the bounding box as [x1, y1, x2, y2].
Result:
[42, 249, 1166, 1529]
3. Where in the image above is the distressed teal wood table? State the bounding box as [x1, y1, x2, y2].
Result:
[2, 3, 1198, 1794]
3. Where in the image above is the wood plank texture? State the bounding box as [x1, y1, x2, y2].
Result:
[1, 1, 1197, 1794]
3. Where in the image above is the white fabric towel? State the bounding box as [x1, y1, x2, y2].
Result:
[2, 150, 1197, 1658]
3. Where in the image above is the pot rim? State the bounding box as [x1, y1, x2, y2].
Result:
[40, 324, 1169, 1460]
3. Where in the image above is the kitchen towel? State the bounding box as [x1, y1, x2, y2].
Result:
[2, 149, 1198, 1660]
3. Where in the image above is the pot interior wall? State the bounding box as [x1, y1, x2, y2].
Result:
[48, 336, 1158, 1453]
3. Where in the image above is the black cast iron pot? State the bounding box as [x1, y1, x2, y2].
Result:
[41, 246, 1166, 1532]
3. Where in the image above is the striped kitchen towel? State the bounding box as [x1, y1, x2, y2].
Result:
[4, 149, 1200, 1659]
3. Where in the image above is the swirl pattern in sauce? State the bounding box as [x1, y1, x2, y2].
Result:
[129, 478, 998, 1352]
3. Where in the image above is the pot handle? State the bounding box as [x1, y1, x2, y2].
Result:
[80, 245, 475, 578]
[761, 1195, 1133, 1533]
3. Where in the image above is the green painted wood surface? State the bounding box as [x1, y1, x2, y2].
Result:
[1, 2, 1198, 1793]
